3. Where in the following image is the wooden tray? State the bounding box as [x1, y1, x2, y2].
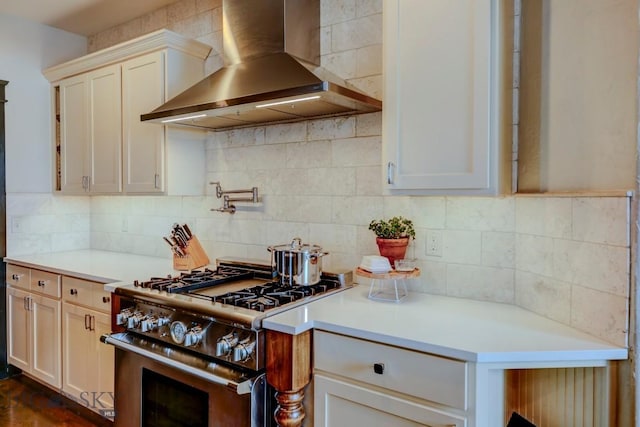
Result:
[356, 267, 420, 280]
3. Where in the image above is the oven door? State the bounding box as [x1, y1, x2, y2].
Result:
[102, 332, 271, 427]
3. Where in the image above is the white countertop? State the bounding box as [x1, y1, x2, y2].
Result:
[263, 286, 628, 366]
[4, 250, 627, 367]
[4, 250, 180, 289]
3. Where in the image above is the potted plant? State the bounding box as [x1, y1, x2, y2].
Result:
[368, 216, 416, 265]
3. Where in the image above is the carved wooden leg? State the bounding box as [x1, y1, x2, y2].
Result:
[274, 389, 305, 427]
[266, 330, 312, 427]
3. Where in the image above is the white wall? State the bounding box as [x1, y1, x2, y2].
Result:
[518, 0, 638, 191]
[0, 13, 86, 193]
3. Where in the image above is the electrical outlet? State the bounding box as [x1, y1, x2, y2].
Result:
[426, 230, 443, 257]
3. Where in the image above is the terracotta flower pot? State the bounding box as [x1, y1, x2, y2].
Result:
[375, 237, 409, 266]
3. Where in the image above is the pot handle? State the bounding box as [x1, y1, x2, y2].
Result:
[310, 251, 330, 259]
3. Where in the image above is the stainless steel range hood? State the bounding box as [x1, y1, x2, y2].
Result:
[141, 0, 381, 130]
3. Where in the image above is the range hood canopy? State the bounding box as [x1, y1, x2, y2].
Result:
[141, 0, 381, 130]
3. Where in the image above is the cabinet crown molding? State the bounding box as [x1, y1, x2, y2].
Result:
[43, 29, 212, 83]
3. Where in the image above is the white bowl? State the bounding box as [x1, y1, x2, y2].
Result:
[359, 255, 392, 273]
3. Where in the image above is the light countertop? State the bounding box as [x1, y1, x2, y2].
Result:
[263, 285, 628, 366]
[4, 250, 180, 288]
[4, 250, 628, 366]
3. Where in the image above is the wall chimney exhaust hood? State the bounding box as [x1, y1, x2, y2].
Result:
[140, 0, 381, 130]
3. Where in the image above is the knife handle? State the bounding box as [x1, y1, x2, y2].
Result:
[182, 223, 192, 239]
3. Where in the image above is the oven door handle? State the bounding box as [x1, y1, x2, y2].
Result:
[101, 333, 256, 395]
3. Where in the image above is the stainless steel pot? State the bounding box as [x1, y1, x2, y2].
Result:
[268, 238, 328, 286]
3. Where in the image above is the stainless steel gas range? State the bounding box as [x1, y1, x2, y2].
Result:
[101, 258, 351, 427]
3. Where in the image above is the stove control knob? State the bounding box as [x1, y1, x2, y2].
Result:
[116, 308, 134, 326]
[184, 326, 203, 347]
[127, 312, 146, 329]
[157, 316, 171, 327]
[233, 338, 256, 362]
[216, 333, 239, 356]
[141, 316, 158, 332]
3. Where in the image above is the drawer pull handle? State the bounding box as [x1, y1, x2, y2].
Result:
[11, 274, 20, 281]
[373, 363, 385, 375]
[37, 280, 46, 287]
[102, 296, 111, 303]
[70, 289, 78, 295]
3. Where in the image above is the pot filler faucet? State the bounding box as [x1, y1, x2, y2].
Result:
[210, 181, 259, 214]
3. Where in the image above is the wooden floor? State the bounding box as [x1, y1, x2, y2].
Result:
[0, 375, 113, 427]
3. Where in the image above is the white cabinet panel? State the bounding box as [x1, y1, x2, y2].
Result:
[122, 51, 165, 194]
[31, 294, 61, 388]
[383, 0, 509, 195]
[315, 375, 466, 427]
[88, 65, 122, 193]
[62, 277, 114, 414]
[59, 74, 89, 194]
[7, 282, 61, 389]
[7, 287, 30, 372]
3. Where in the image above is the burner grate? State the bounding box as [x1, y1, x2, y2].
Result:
[209, 280, 341, 312]
[133, 266, 255, 293]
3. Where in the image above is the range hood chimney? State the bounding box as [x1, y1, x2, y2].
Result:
[141, 0, 381, 130]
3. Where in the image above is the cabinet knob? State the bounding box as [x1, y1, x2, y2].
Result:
[102, 296, 111, 303]
[11, 274, 20, 281]
[37, 280, 46, 287]
[70, 289, 78, 295]
[373, 363, 385, 375]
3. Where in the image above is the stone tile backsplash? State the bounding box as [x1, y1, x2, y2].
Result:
[6, 188, 631, 346]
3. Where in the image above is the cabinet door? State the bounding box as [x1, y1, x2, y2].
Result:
[93, 311, 115, 411]
[383, 0, 500, 194]
[88, 64, 122, 193]
[315, 374, 466, 427]
[63, 303, 114, 412]
[122, 51, 165, 193]
[62, 302, 92, 401]
[59, 74, 89, 194]
[31, 294, 61, 388]
[7, 287, 30, 372]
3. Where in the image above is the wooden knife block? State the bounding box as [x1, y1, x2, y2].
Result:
[173, 236, 210, 271]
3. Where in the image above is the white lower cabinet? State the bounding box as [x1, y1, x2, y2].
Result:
[6, 266, 62, 389]
[315, 375, 466, 427]
[6, 263, 114, 418]
[314, 330, 468, 427]
[62, 277, 114, 414]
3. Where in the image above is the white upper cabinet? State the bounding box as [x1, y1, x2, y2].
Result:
[88, 64, 122, 193]
[122, 51, 165, 193]
[45, 30, 211, 195]
[58, 75, 88, 194]
[383, 0, 511, 195]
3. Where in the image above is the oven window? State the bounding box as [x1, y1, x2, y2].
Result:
[142, 368, 208, 427]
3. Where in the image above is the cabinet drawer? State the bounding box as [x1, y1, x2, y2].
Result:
[6, 265, 30, 290]
[92, 287, 112, 312]
[63, 276, 110, 313]
[31, 269, 61, 298]
[314, 331, 467, 410]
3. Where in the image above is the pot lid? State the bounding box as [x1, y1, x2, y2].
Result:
[269, 237, 322, 254]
